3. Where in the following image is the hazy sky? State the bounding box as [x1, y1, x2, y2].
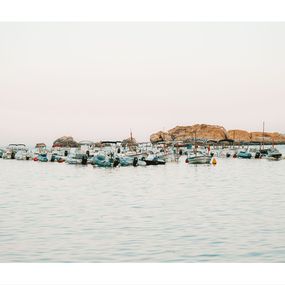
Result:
[0, 22, 284, 146]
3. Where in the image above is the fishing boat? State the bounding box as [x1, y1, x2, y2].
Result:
[186, 151, 212, 164]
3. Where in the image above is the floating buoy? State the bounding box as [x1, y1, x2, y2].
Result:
[212, 158, 217, 165]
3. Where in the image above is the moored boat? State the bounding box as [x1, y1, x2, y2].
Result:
[237, 150, 252, 159]
[186, 151, 212, 164]
[267, 148, 282, 160]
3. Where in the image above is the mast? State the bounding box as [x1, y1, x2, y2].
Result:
[262, 121, 265, 150]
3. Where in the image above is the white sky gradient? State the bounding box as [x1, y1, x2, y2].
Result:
[0, 22, 284, 146]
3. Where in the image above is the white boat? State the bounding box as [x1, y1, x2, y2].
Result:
[15, 150, 33, 160]
[66, 152, 88, 165]
[186, 151, 212, 164]
[2, 144, 28, 159]
[267, 148, 282, 160]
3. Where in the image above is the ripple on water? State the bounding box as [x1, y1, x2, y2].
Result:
[1, 151, 285, 262]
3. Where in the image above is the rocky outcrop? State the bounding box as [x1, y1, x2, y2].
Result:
[250, 132, 285, 143]
[53, 136, 79, 148]
[227, 130, 251, 142]
[150, 124, 227, 143]
[150, 131, 173, 143]
[150, 124, 285, 144]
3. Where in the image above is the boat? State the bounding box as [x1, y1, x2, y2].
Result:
[15, 150, 32, 160]
[2, 144, 28, 159]
[141, 154, 166, 165]
[237, 150, 252, 159]
[248, 147, 262, 159]
[92, 154, 118, 168]
[37, 154, 48, 162]
[66, 153, 88, 165]
[267, 148, 282, 160]
[186, 151, 212, 164]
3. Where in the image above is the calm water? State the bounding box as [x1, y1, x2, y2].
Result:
[1, 147, 285, 262]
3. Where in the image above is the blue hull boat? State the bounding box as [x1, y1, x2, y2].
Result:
[238, 151, 252, 159]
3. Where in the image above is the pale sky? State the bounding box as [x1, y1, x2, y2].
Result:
[0, 22, 284, 146]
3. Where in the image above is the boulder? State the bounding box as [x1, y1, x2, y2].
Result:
[168, 124, 227, 141]
[150, 131, 173, 143]
[53, 136, 79, 148]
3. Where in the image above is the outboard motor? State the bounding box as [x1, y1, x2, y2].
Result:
[81, 155, 88, 165]
[64, 150, 68, 157]
[133, 157, 138, 167]
[11, 152, 15, 159]
[51, 154, 56, 162]
[255, 152, 261, 159]
[113, 157, 120, 168]
[179, 149, 183, 156]
[210, 152, 214, 157]
[117, 148, 121, 154]
[226, 153, 231, 158]
[86, 150, 90, 157]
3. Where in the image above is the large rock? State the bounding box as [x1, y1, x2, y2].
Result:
[227, 130, 251, 142]
[53, 136, 79, 148]
[168, 124, 227, 141]
[250, 132, 285, 143]
[150, 131, 173, 143]
[149, 124, 285, 144]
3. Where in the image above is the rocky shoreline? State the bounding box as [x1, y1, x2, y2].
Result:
[150, 124, 285, 144]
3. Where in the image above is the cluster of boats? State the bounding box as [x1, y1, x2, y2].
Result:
[213, 146, 283, 161]
[0, 142, 283, 168]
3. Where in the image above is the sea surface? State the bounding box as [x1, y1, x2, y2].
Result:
[0, 146, 285, 262]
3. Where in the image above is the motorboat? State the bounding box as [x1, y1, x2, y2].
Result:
[15, 150, 33, 160]
[237, 150, 252, 159]
[66, 153, 88, 165]
[92, 153, 117, 168]
[185, 151, 212, 164]
[2, 144, 28, 159]
[141, 154, 166, 165]
[267, 148, 282, 160]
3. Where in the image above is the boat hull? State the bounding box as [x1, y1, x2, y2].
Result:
[187, 156, 212, 164]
